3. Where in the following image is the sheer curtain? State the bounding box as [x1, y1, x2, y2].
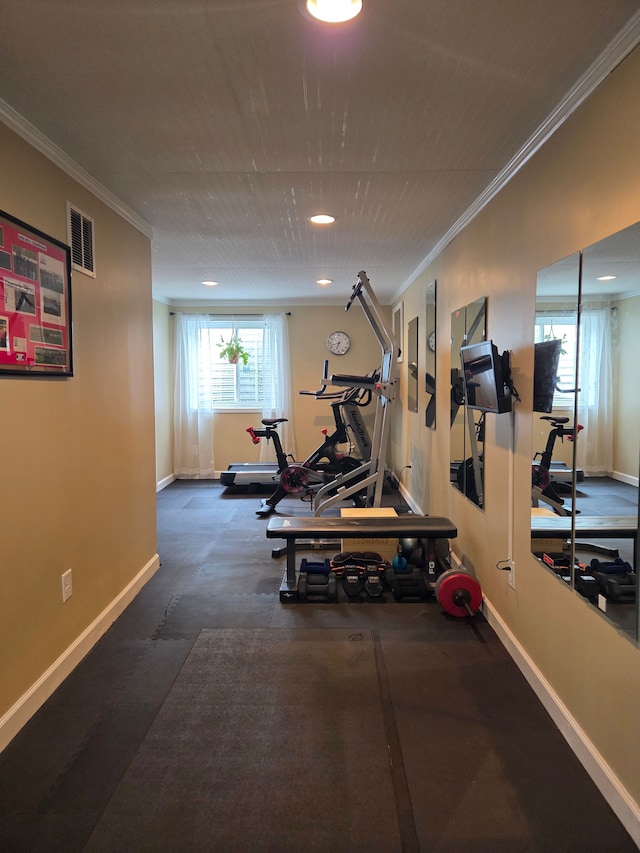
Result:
[173, 314, 216, 478]
[575, 306, 613, 476]
[260, 313, 296, 463]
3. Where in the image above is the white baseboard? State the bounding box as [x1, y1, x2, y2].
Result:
[398, 481, 422, 514]
[482, 596, 640, 847]
[612, 470, 639, 488]
[0, 553, 160, 754]
[156, 474, 176, 492]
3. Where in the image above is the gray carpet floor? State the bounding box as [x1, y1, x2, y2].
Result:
[0, 480, 636, 851]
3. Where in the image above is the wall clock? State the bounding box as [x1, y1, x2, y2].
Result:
[327, 330, 351, 355]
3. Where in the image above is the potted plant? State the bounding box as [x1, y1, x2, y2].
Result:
[217, 334, 250, 365]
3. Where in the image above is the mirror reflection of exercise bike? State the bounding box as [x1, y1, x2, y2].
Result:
[531, 338, 583, 516]
[456, 413, 485, 507]
[248, 366, 374, 517]
[532, 415, 583, 516]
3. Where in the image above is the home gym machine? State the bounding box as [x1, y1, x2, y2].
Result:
[311, 270, 398, 515]
[249, 365, 374, 517]
[253, 271, 398, 517]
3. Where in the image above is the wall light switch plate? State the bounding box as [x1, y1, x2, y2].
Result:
[62, 569, 73, 603]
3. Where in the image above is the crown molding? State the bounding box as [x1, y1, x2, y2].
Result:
[0, 99, 153, 240]
[395, 10, 640, 301]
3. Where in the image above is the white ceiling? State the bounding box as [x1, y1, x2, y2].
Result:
[1, 0, 640, 306]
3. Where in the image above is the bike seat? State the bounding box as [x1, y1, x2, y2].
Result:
[262, 417, 288, 427]
[541, 416, 569, 424]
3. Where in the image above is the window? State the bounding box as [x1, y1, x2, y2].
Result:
[198, 319, 265, 409]
[534, 313, 578, 408]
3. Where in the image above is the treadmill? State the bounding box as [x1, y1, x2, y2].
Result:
[220, 462, 280, 488]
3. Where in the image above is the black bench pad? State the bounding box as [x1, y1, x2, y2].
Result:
[267, 515, 457, 540]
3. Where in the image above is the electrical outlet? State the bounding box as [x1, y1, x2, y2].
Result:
[508, 560, 516, 589]
[61, 569, 73, 602]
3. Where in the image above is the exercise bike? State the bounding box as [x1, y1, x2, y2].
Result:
[248, 366, 374, 517]
[532, 415, 583, 515]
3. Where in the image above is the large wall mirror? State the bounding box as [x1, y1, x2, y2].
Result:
[531, 230, 640, 644]
[407, 315, 419, 413]
[450, 297, 486, 507]
[425, 280, 437, 428]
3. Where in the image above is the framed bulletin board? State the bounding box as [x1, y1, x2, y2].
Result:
[0, 209, 73, 376]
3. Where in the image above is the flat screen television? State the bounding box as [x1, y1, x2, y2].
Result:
[460, 339, 512, 414]
[533, 338, 562, 413]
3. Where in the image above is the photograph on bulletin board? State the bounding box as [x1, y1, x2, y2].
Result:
[0, 209, 73, 376]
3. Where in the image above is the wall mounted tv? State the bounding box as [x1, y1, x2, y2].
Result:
[533, 338, 562, 413]
[460, 339, 513, 414]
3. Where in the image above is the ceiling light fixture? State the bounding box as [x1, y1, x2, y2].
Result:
[305, 0, 362, 23]
[317, 278, 333, 286]
[202, 280, 218, 287]
[597, 275, 617, 281]
[309, 214, 336, 225]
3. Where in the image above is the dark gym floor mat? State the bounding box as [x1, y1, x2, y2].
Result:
[3, 481, 636, 851]
[84, 628, 402, 853]
[379, 628, 636, 852]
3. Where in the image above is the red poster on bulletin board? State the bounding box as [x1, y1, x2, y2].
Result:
[0, 209, 73, 376]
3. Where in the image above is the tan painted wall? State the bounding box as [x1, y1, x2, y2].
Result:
[392, 47, 640, 806]
[0, 124, 157, 718]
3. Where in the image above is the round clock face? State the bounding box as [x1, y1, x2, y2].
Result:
[327, 330, 351, 355]
[428, 330, 436, 352]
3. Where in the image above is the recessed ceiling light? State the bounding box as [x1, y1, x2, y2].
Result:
[305, 0, 362, 23]
[597, 275, 617, 281]
[317, 278, 333, 286]
[202, 280, 218, 287]
[309, 214, 336, 225]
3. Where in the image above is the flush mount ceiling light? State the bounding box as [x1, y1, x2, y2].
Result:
[202, 280, 218, 287]
[597, 275, 617, 281]
[309, 213, 336, 225]
[305, 0, 362, 23]
[317, 278, 333, 286]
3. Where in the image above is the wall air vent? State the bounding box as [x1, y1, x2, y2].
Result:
[66, 202, 96, 277]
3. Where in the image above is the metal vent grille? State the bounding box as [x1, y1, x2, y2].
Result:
[67, 202, 95, 277]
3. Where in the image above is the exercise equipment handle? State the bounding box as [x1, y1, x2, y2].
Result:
[299, 359, 328, 396]
[299, 359, 349, 399]
[246, 426, 260, 445]
[555, 381, 580, 394]
[345, 273, 367, 311]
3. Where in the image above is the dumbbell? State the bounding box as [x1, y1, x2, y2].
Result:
[297, 559, 337, 602]
[342, 568, 364, 599]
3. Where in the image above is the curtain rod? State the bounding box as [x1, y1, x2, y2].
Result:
[169, 311, 291, 317]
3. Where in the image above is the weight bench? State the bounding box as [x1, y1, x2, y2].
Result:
[531, 514, 638, 564]
[266, 515, 457, 601]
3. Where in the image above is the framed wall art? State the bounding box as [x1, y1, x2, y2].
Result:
[0, 209, 73, 376]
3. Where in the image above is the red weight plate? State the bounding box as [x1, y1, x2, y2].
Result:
[436, 571, 482, 618]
